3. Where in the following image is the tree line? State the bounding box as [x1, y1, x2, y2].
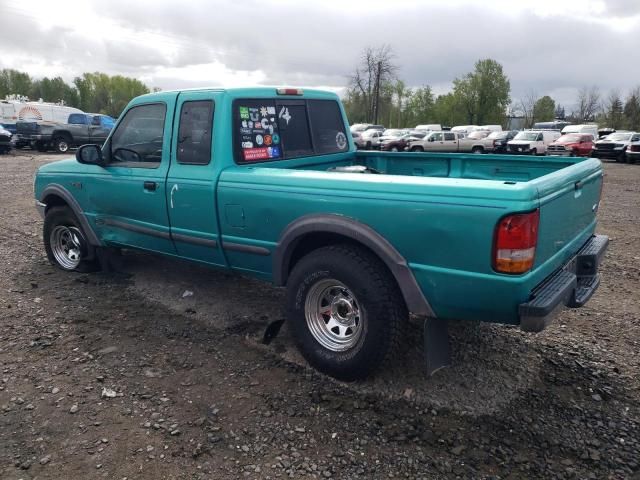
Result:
[344, 46, 640, 131]
[0, 69, 150, 118]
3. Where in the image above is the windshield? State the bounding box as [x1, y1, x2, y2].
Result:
[514, 132, 540, 141]
[487, 131, 507, 139]
[556, 134, 582, 143]
[467, 131, 488, 139]
[604, 133, 632, 141]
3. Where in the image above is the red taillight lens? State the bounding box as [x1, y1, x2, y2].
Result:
[276, 88, 304, 96]
[630, 145, 640, 152]
[493, 210, 539, 274]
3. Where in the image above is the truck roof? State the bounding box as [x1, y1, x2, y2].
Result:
[134, 86, 340, 101]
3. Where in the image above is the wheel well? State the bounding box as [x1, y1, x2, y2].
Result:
[52, 131, 72, 141]
[42, 194, 69, 214]
[285, 232, 406, 304]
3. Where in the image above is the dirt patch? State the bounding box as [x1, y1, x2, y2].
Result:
[0, 151, 638, 479]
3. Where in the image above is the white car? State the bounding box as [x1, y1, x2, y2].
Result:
[507, 130, 561, 155]
[415, 124, 441, 132]
[627, 140, 640, 164]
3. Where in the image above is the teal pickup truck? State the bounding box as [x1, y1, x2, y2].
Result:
[33, 87, 608, 380]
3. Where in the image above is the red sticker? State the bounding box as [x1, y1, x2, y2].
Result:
[243, 147, 270, 162]
[264, 135, 272, 146]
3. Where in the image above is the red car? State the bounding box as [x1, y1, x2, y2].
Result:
[546, 134, 594, 157]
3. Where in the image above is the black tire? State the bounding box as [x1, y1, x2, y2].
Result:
[410, 146, 424, 152]
[35, 141, 49, 152]
[286, 244, 407, 381]
[390, 146, 399, 152]
[471, 146, 484, 154]
[43, 206, 99, 272]
[53, 135, 72, 154]
[365, 141, 372, 150]
[530, 148, 537, 156]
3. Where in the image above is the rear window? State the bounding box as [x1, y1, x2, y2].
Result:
[234, 98, 348, 163]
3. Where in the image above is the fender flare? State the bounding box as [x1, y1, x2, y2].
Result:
[273, 214, 435, 317]
[40, 184, 103, 246]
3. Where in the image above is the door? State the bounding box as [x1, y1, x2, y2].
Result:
[443, 132, 458, 151]
[89, 115, 112, 145]
[67, 113, 91, 143]
[429, 132, 446, 151]
[88, 100, 177, 254]
[166, 92, 226, 266]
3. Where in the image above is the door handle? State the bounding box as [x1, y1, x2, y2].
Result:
[143, 181, 157, 191]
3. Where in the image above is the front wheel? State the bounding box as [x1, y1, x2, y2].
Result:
[286, 245, 407, 381]
[410, 146, 424, 152]
[530, 148, 537, 156]
[390, 146, 399, 152]
[44, 206, 99, 272]
[471, 147, 484, 154]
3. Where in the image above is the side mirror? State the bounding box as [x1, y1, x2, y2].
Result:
[76, 144, 104, 166]
[428, 137, 434, 142]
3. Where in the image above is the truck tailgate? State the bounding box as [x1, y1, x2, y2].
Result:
[533, 158, 603, 269]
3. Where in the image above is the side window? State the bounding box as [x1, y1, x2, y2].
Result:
[235, 100, 281, 163]
[277, 102, 313, 157]
[68, 113, 87, 125]
[307, 100, 348, 154]
[177, 100, 214, 165]
[91, 116, 101, 126]
[537, 133, 544, 141]
[444, 132, 455, 141]
[632, 135, 640, 142]
[432, 132, 443, 141]
[109, 103, 166, 166]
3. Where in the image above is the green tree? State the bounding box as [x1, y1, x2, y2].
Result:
[29, 76, 78, 106]
[404, 86, 435, 126]
[74, 72, 149, 117]
[0, 69, 33, 98]
[432, 93, 466, 127]
[604, 90, 624, 129]
[452, 59, 511, 125]
[533, 96, 556, 123]
[623, 88, 640, 131]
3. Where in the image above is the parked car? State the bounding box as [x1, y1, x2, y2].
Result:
[487, 130, 518, 153]
[408, 130, 495, 153]
[598, 128, 615, 139]
[16, 113, 115, 153]
[533, 121, 571, 131]
[0, 125, 12, 154]
[355, 129, 385, 149]
[561, 124, 598, 141]
[378, 129, 410, 151]
[626, 140, 640, 164]
[350, 123, 384, 134]
[34, 86, 608, 380]
[474, 125, 503, 133]
[507, 130, 561, 155]
[591, 131, 639, 162]
[0, 98, 84, 136]
[546, 134, 594, 157]
[415, 124, 441, 132]
[451, 125, 478, 136]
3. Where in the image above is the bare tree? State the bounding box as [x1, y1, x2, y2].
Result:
[574, 86, 601, 122]
[350, 45, 397, 124]
[516, 89, 537, 128]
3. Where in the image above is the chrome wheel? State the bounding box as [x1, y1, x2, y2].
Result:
[305, 279, 364, 352]
[56, 139, 69, 153]
[50, 226, 84, 270]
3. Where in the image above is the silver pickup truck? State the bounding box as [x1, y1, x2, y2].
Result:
[407, 130, 495, 154]
[16, 113, 115, 153]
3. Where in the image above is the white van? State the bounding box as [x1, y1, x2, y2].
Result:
[451, 125, 478, 135]
[507, 130, 561, 155]
[474, 125, 503, 133]
[0, 99, 83, 134]
[561, 124, 598, 141]
[415, 124, 442, 132]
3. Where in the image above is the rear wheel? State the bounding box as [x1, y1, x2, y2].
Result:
[410, 146, 424, 152]
[530, 148, 537, 156]
[44, 206, 99, 272]
[471, 146, 484, 154]
[53, 136, 71, 154]
[286, 245, 407, 381]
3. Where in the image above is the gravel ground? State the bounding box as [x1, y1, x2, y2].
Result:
[0, 150, 638, 479]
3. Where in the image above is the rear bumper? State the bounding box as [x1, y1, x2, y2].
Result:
[519, 234, 608, 332]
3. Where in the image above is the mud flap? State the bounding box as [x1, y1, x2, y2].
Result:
[424, 317, 451, 376]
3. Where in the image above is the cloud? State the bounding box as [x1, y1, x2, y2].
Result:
[1, 0, 639, 111]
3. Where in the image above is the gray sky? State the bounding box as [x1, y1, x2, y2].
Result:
[1, 0, 639, 111]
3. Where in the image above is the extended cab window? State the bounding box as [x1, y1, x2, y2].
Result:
[177, 100, 214, 165]
[234, 98, 347, 163]
[444, 133, 455, 141]
[109, 103, 166, 166]
[68, 114, 87, 125]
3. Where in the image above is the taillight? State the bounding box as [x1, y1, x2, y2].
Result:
[630, 145, 640, 152]
[493, 210, 539, 274]
[276, 88, 303, 96]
